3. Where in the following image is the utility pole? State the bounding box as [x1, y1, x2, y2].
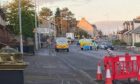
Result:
[34, 0, 38, 50]
[60, 12, 63, 36]
[18, 0, 23, 54]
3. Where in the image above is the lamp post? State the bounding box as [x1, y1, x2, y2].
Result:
[34, 0, 38, 50]
[18, 0, 23, 54]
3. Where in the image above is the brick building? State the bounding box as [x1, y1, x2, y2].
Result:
[0, 8, 12, 46]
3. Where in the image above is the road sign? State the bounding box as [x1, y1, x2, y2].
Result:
[34, 28, 54, 34]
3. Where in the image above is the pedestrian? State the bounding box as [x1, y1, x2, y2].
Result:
[47, 37, 51, 48]
[92, 40, 98, 51]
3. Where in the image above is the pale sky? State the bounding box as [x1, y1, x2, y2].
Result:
[1, 0, 140, 23]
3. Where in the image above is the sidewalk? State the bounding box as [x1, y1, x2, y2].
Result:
[116, 46, 140, 54]
[35, 48, 56, 56]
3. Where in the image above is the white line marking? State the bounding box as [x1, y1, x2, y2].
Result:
[61, 80, 64, 84]
[76, 80, 82, 84]
[67, 81, 70, 84]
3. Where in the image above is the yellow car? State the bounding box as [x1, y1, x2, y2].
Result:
[55, 37, 69, 52]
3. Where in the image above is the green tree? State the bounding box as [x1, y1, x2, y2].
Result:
[6, 0, 35, 37]
[39, 7, 52, 22]
[54, 7, 75, 36]
[98, 30, 103, 37]
[55, 8, 60, 17]
[61, 7, 74, 18]
[55, 8, 61, 36]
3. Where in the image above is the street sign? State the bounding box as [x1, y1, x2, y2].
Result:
[35, 28, 54, 34]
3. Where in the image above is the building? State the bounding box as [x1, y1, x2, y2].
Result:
[77, 18, 98, 38]
[117, 19, 140, 46]
[129, 26, 140, 46]
[117, 21, 134, 45]
[0, 8, 8, 44]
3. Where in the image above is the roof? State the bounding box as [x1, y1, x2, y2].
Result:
[124, 29, 133, 35]
[77, 18, 93, 36]
[117, 29, 128, 34]
[130, 26, 140, 34]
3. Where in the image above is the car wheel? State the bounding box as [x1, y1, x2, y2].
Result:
[55, 49, 59, 52]
[67, 49, 69, 52]
[90, 46, 92, 50]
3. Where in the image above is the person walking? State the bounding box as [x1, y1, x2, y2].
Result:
[92, 40, 98, 51]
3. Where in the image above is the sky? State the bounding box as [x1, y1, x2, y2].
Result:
[1, 0, 140, 34]
[1, 0, 140, 23]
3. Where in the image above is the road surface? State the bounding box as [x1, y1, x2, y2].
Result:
[24, 44, 138, 84]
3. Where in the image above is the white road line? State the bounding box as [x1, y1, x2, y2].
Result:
[67, 81, 70, 84]
[61, 80, 64, 84]
[76, 80, 83, 84]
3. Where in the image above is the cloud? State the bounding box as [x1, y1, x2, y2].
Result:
[36, 0, 61, 4]
[36, 0, 91, 5]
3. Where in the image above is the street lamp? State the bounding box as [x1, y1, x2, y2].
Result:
[34, 0, 38, 50]
[18, 0, 23, 54]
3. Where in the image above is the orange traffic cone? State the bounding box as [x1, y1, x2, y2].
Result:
[105, 64, 112, 84]
[96, 63, 102, 80]
[137, 69, 140, 81]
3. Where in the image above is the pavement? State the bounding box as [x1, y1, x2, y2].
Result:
[24, 44, 138, 84]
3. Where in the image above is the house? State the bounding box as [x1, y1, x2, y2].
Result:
[123, 30, 133, 45]
[117, 21, 134, 45]
[129, 26, 140, 46]
[117, 29, 128, 41]
[77, 18, 98, 38]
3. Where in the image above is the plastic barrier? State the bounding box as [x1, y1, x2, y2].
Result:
[103, 53, 140, 81]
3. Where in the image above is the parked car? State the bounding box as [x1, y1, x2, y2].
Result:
[99, 42, 114, 50]
[104, 44, 114, 50]
[55, 37, 69, 52]
[98, 42, 107, 49]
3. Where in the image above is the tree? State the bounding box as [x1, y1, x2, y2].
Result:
[55, 8, 61, 36]
[60, 8, 74, 33]
[98, 30, 103, 37]
[55, 7, 75, 36]
[61, 7, 74, 18]
[6, 0, 35, 37]
[55, 8, 60, 17]
[39, 7, 52, 22]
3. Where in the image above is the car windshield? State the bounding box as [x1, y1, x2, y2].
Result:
[56, 38, 68, 44]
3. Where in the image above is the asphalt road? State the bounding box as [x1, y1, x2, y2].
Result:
[24, 44, 138, 84]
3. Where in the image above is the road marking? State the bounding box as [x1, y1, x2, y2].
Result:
[61, 80, 64, 84]
[57, 56, 95, 83]
[67, 81, 70, 84]
[76, 80, 83, 84]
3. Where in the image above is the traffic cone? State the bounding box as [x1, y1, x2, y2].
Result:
[105, 64, 112, 84]
[96, 63, 102, 80]
[137, 68, 140, 81]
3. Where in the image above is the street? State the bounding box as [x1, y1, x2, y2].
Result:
[24, 44, 136, 84]
[1, 0, 140, 84]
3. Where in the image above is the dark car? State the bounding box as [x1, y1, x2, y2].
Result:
[104, 44, 114, 50]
